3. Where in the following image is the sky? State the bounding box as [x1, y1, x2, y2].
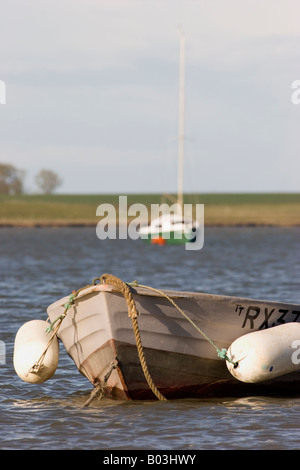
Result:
[0, 0, 299, 194]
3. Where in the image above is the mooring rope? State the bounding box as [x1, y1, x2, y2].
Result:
[82, 359, 118, 407]
[100, 274, 167, 401]
[29, 284, 94, 374]
[128, 280, 237, 367]
[30, 273, 236, 402]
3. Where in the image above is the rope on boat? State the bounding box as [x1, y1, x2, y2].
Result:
[29, 324, 60, 374]
[36, 274, 167, 402]
[30, 273, 236, 400]
[45, 284, 94, 334]
[29, 284, 94, 374]
[82, 359, 118, 408]
[100, 274, 167, 401]
[127, 280, 237, 367]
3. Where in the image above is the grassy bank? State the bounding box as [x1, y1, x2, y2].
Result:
[0, 193, 299, 227]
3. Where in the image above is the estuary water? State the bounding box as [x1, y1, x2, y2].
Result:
[0, 226, 300, 452]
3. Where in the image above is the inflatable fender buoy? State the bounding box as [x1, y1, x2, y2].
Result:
[13, 320, 59, 384]
[226, 323, 300, 383]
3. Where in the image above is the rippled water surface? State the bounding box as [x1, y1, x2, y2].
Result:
[1, 226, 300, 450]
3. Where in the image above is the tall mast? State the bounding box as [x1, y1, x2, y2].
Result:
[177, 30, 185, 211]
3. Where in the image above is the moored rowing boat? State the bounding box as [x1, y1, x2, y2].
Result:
[44, 274, 300, 400]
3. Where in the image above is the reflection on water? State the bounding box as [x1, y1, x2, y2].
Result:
[0, 227, 300, 450]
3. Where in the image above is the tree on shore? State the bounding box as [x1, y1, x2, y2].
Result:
[35, 169, 62, 194]
[0, 163, 25, 194]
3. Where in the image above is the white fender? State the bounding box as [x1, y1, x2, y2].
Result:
[14, 320, 59, 384]
[226, 323, 300, 383]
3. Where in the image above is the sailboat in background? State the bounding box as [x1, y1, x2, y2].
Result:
[139, 31, 199, 245]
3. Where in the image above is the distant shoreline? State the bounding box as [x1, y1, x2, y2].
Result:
[0, 221, 299, 228]
[0, 193, 299, 227]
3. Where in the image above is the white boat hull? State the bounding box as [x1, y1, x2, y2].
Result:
[47, 278, 300, 399]
[139, 218, 198, 245]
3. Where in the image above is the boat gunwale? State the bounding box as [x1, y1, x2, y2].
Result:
[47, 282, 300, 312]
